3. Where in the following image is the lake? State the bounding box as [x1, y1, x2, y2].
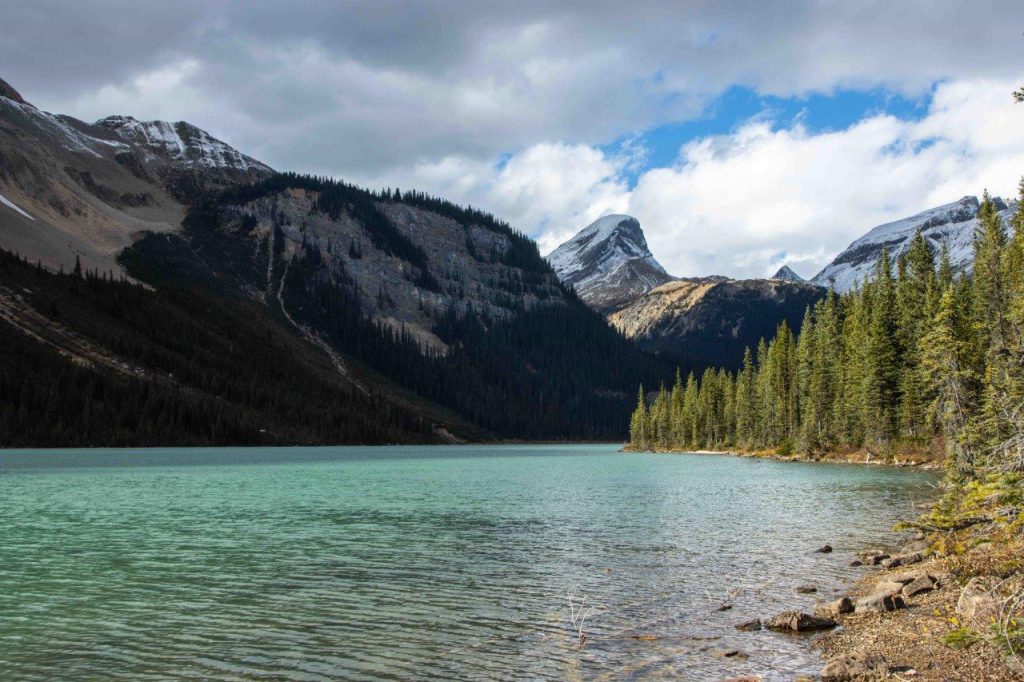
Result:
[0, 445, 937, 680]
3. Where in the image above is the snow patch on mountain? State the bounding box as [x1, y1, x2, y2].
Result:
[812, 196, 1017, 292]
[0, 191, 34, 220]
[95, 116, 271, 173]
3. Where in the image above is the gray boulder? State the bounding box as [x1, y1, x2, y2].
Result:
[901, 575, 937, 598]
[957, 577, 998, 625]
[855, 591, 907, 613]
[765, 610, 837, 632]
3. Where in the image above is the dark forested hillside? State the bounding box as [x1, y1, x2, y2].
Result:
[0, 248, 478, 447]
[117, 173, 669, 442]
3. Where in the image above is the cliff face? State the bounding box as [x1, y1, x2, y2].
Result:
[175, 184, 565, 354]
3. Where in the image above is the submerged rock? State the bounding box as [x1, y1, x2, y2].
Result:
[820, 652, 889, 681]
[859, 550, 890, 565]
[765, 610, 837, 632]
[795, 585, 818, 594]
[816, 544, 834, 553]
[734, 619, 762, 631]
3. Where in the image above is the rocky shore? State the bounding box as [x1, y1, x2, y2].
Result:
[721, 529, 1022, 681]
[665, 448, 1020, 681]
[627, 446, 1022, 679]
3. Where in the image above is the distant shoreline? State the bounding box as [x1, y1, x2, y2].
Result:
[623, 445, 944, 470]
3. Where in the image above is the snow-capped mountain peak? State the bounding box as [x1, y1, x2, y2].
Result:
[812, 196, 1017, 292]
[548, 214, 673, 312]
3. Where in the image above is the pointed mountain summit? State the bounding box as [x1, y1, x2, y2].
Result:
[772, 264, 806, 282]
[548, 214, 674, 312]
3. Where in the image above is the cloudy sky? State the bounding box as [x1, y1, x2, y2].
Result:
[5, 1, 1024, 278]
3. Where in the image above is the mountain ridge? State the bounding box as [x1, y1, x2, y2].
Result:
[0, 75, 272, 275]
[812, 195, 1017, 291]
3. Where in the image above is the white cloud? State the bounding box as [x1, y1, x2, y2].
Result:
[629, 77, 1024, 279]
[12, 1, 1024, 177]
[372, 77, 1024, 280]
[354, 142, 632, 256]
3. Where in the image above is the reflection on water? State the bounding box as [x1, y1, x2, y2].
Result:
[0, 445, 937, 680]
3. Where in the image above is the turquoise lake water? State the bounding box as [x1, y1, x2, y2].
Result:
[0, 445, 937, 680]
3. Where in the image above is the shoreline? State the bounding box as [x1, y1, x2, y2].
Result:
[626, 445, 944, 470]
[630, 445, 1023, 679]
[810, 529, 1023, 681]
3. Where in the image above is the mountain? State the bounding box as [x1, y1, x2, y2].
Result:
[120, 176, 670, 440]
[772, 264, 806, 282]
[550, 214, 825, 370]
[0, 75, 674, 446]
[608, 277, 824, 370]
[548, 214, 674, 312]
[0, 77, 272, 275]
[812, 196, 1017, 292]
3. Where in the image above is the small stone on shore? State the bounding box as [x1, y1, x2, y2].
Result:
[816, 596, 855, 618]
[901, 575, 936, 598]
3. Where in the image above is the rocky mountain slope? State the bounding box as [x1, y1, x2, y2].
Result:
[547, 214, 674, 312]
[118, 175, 668, 439]
[812, 195, 1017, 292]
[0, 76, 271, 275]
[551, 214, 825, 370]
[0, 74, 669, 445]
[609, 277, 824, 369]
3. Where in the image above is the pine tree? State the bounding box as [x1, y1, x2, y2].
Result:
[865, 247, 901, 445]
[921, 285, 982, 476]
[972, 191, 1013, 450]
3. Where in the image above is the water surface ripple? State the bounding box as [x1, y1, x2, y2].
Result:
[0, 445, 937, 680]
